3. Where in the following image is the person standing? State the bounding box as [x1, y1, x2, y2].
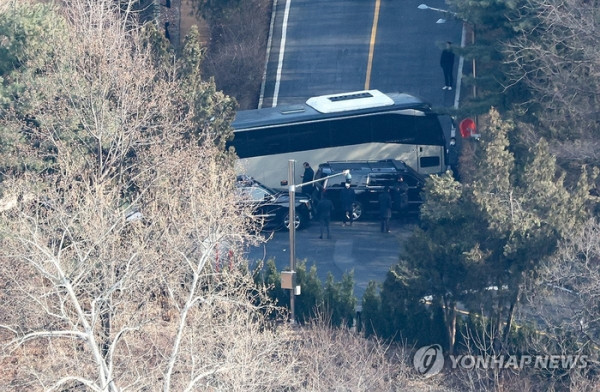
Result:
[311, 183, 323, 213]
[316, 192, 334, 239]
[301, 162, 315, 195]
[447, 137, 459, 180]
[392, 175, 409, 221]
[340, 181, 356, 226]
[378, 186, 392, 233]
[440, 41, 455, 90]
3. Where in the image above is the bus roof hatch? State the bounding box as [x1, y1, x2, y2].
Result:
[306, 89, 395, 113]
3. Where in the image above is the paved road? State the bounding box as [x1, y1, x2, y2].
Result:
[260, 0, 462, 109]
[245, 218, 417, 300]
[249, 0, 462, 301]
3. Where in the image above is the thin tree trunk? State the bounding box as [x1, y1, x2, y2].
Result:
[493, 277, 502, 339]
[443, 295, 457, 355]
[502, 285, 521, 345]
[100, 306, 111, 358]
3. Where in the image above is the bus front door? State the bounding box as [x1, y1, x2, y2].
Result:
[417, 145, 444, 175]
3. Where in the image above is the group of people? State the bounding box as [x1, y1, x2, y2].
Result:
[296, 43, 458, 239]
[302, 162, 354, 239]
[301, 162, 410, 239]
[301, 162, 333, 239]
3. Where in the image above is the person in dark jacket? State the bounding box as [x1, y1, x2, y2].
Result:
[378, 186, 392, 233]
[447, 137, 459, 180]
[392, 175, 409, 223]
[301, 162, 315, 195]
[316, 192, 334, 239]
[311, 183, 323, 213]
[440, 41, 455, 90]
[340, 181, 356, 226]
[392, 176, 409, 207]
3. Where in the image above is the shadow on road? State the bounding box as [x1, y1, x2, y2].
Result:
[245, 217, 418, 300]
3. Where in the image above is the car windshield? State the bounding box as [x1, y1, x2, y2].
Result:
[239, 186, 272, 202]
[236, 178, 280, 201]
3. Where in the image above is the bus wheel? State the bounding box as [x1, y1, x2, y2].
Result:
[284, 213, 303, 230]
[351, 202, 363, 221]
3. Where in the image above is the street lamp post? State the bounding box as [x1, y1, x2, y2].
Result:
[418, 3, 455, 23]
[418, 3, 472, 116]
[285, 159, 350, 323]
[287, 160, 297, 323]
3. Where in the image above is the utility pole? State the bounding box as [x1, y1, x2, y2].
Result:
[282, 160, 350, 324]
[287, 160, 296, 323]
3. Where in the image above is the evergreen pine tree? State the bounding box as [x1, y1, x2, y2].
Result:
[360, 281, 381, 337]
[377, 109, 593, 354]
[323, 271, 356, 328]
[294, 261, 324, 324]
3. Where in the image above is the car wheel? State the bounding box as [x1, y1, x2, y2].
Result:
[283, 212, 303, 230]
[351, 201, 363, 221]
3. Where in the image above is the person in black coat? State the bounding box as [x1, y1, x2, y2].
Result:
[340, 182, 356, 226]
[446, 137, 459, 180]
[311, 183, 323, 212]
[301, 162, 315, 195]
[440, 41, 455, 90]
[378, 186, 392, 233]
[392, 175, 409, 223]
[392, 176, 409, 208]
[316, 192, 334, 239]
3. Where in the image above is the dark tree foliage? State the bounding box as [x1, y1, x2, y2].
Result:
[193, 0, 242, 20]
[362, 109, 593, 356]
[445, 0, 537, 120]
[255, 259, 288, 310]
[257, 259, 358, 327]
[324, 271, 356, 328]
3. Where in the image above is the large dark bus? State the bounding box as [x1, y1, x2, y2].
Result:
[229, 90, 446, 188]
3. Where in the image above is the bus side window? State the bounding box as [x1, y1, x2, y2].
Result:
[378, 114, 416, 143]
[231, 132, 247, 156]
[292, 122, 330, 150]
[336, 117, 371, 145]
[248, 129, 290, 155]
[420, 156, 440, 168]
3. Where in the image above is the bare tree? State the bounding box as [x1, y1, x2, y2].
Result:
[290, 320, 447, 391]
[0, 2, 477, 391]
[505, 0, 600, 157]
[529, 219, 600, 347]
[0, 1, 299, 390]
[518, 218, 600, 390]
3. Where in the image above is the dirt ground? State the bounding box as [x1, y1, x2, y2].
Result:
[180, 0, 209, 45]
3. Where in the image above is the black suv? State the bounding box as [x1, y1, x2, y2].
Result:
[236, 176, 312, 230]
[313, 160, 426, 220]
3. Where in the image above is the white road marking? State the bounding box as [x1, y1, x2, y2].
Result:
[272, 0, 292, 107]
[258, 0, 279, 109]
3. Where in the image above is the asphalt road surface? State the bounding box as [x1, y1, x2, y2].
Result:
[260, 0, 463, 109]
[248, 0, 463, 301]
[245, 218, 417, 300]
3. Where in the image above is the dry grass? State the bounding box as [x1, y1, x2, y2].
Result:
[201, 0, 272, 109]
